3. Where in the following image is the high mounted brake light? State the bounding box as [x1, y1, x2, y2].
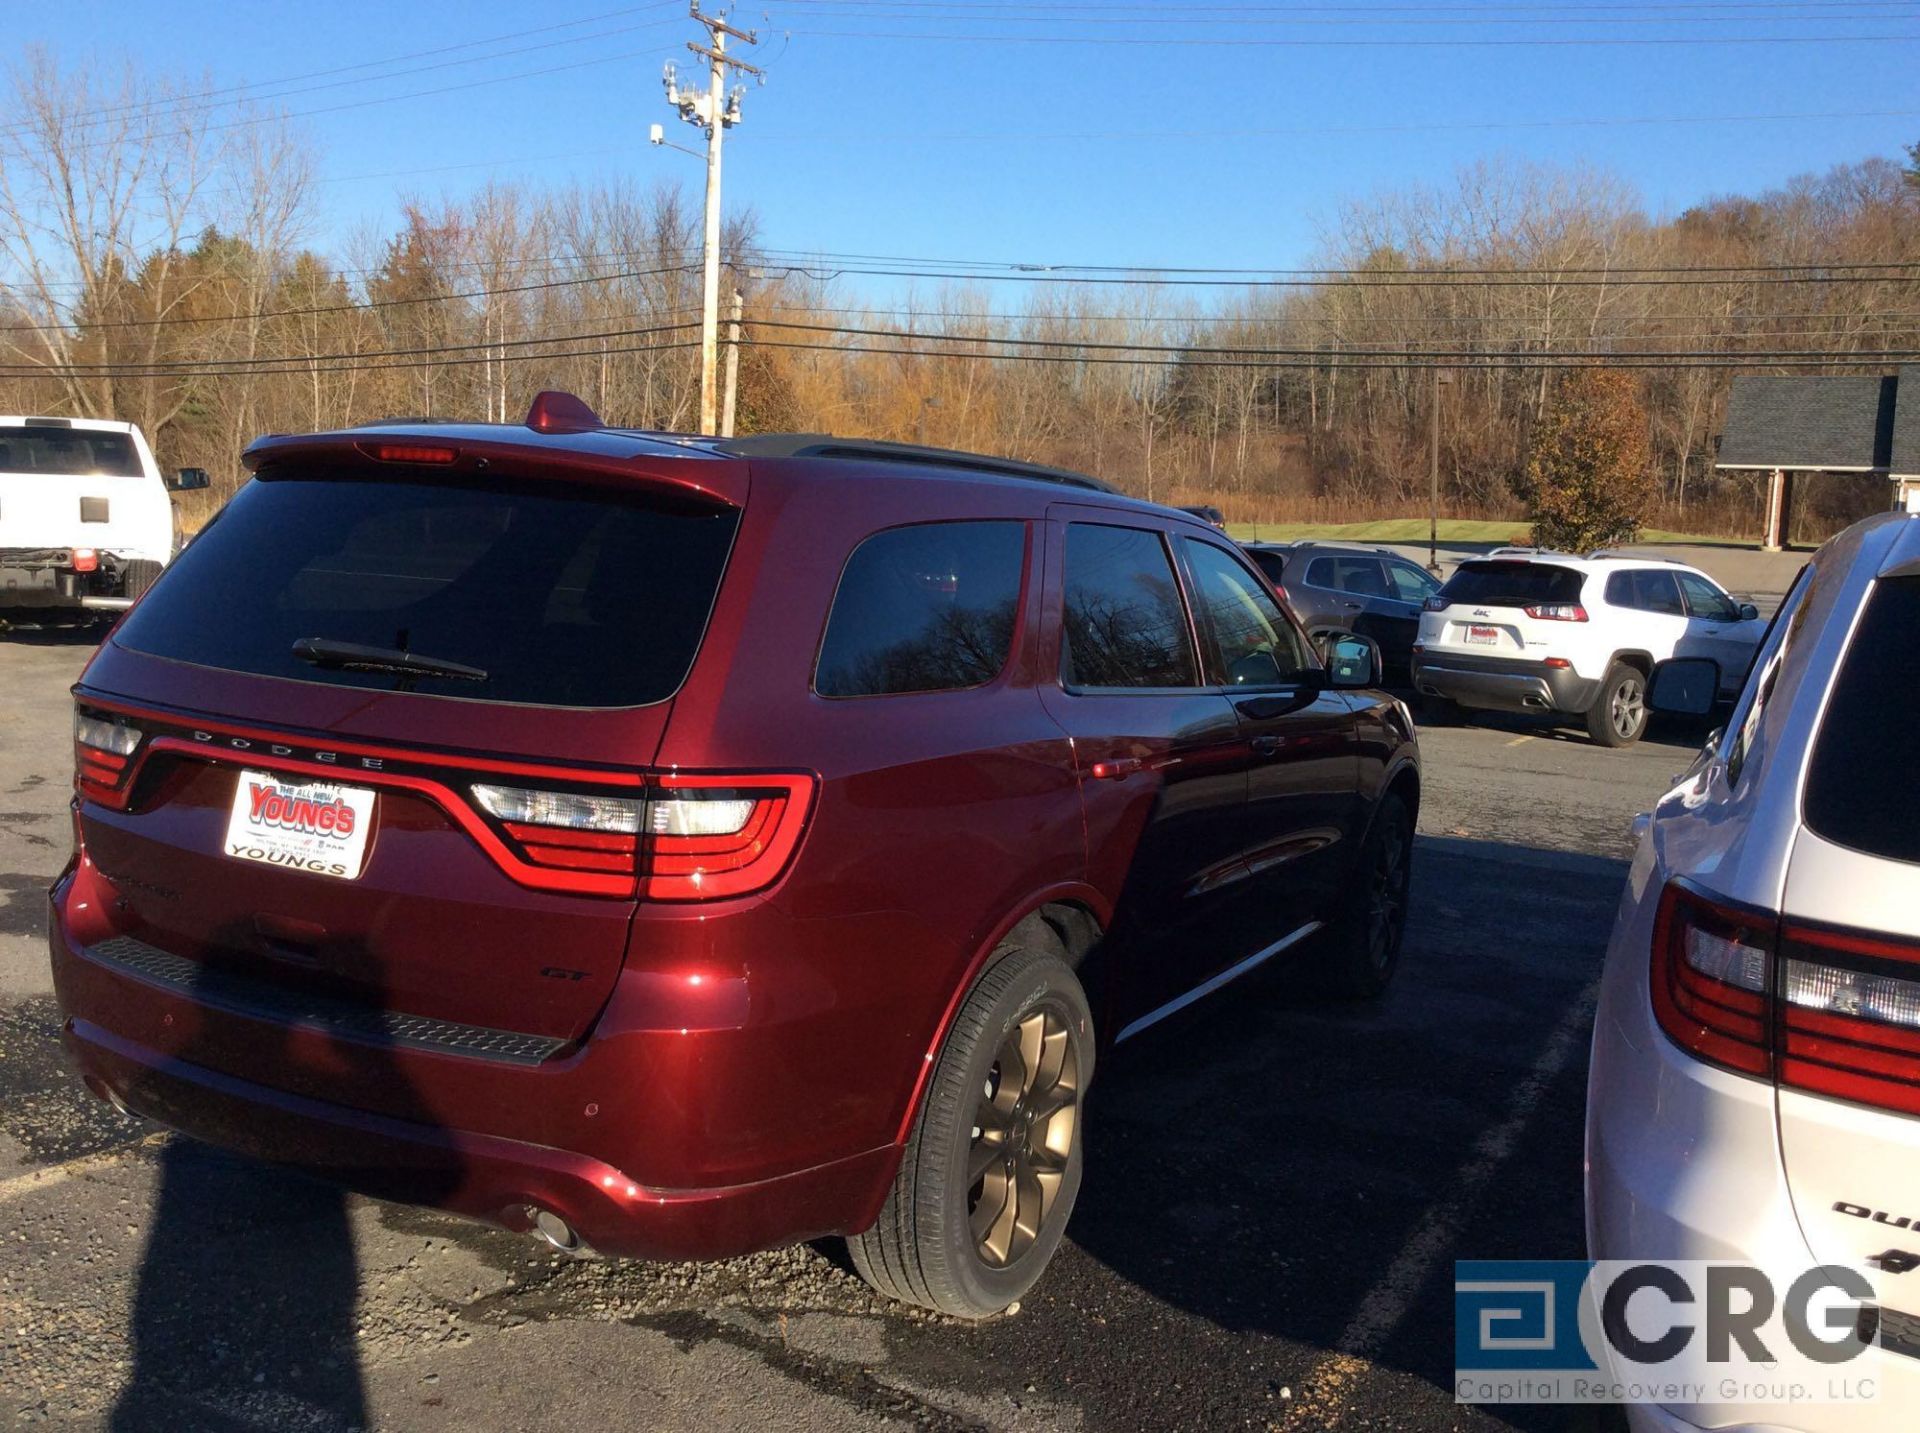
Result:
[362, 442, 458, 465]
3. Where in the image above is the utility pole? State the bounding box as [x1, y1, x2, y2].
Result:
[720, 286, 744, 438]
[1428, 369, 1453, 574]
[661, 5, 760, 435]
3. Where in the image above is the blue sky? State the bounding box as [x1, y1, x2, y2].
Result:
[25, 0, 1920, 277]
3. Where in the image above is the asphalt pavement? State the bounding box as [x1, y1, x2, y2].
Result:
[0, 624, 1700, 1431]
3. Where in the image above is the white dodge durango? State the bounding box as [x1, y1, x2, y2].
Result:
[1586, 510, 1920, 1433]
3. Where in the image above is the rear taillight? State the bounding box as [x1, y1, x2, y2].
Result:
[74, 710, 140, 797]
[70, 547, 98, 573]
[1650, 881, 1774, 1077]
[1424, 595, 1448, 612]
[470, 774, 813, 900]
[1274, 584, 1291, 604]
[1524, 603, 1588, 621]
[472, 783, 644, 875]
[642, 773, 814, 901]
[1778, 924, 1920, 1117]
[1651, 880, 1920, 1116]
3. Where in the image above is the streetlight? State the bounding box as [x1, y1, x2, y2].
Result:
[1428, 369, 1455, 575]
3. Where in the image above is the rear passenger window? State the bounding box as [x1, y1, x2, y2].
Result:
[815, 521, 1025, 697]
[1803, 575, 1920, 862]
[1060, 524, 1197, 689]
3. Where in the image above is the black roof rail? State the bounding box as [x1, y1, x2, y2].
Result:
[359, 415, 466, 427]
[714, 433, 1117, 494]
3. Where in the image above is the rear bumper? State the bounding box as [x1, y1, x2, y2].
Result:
[1412, 649, 1598, 715]
[48, 881, 902, 1262]
[61, 1012, 895, 1261]
[0, 548, 154, 611]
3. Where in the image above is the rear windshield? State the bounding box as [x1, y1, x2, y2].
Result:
[1440, 560, 1586, 608]
[114, 474, 738, 708]
[1804, 574, 1920, 863]
[0, 425, 141, 476]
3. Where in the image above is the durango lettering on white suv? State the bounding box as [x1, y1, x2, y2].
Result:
[1410, 551, 1766, 747]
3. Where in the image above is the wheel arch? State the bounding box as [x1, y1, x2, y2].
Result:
[890, 884, 1110, 1147]
[1608, 648, 1655, 679]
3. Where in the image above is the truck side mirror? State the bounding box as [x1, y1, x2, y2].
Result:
[167, 467, 210, 492]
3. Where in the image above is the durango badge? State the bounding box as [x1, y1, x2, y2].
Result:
[222, 771, 375, 880]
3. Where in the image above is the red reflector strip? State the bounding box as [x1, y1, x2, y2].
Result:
[1785, 1003, 1920, 1059]
[518, 843, 635, 873]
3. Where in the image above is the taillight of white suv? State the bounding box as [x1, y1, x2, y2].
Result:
[1651, 878, 1920, 1115]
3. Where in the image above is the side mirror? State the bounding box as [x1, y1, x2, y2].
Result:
[1738, 602, 1760, 622]
[167, 467, 210, 492]
[1648, 657, 1718, 716]
[1328, 634, 1380, 689]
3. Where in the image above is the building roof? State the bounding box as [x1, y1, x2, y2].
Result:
[1892, 365, 1920, 479]
[1715, 373, 1900, 473]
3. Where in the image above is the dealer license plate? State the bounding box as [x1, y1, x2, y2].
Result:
[223, 770, 375, 881]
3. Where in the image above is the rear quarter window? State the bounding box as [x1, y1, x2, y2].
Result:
[1441, 561, 1586, 608]
[113, 473, 738, 708]
[1803, 574, 1920, 862]
[814, 521, 1026, 698]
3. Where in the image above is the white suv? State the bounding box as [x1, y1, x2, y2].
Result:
[1411, 550, 1766, 746]
[1586, 511, 1920, 1432]
[0, 416, 206, 617]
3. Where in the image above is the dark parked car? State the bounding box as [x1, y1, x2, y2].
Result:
[1242, 540, 1440, 676]
[52, 394, 1419, 1318]
[1175, 503, 1226, 528]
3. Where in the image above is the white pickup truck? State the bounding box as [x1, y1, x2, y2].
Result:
[0, 415, 207, 616]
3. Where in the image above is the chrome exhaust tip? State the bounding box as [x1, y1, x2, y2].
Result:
[528, 1207, 580, 1253]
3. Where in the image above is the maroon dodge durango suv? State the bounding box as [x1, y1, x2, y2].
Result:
[51, 393, 1419, 1317]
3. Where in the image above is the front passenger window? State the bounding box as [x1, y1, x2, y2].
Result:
[1181, 539, 1312, 687]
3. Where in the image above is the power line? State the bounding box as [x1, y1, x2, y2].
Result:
[740, 335, 1920, 369]
[0, 338, 704, 382]
[0, 263, 702, 333]
[753, 260, 1920, 287]
[781, 1, 1920, 24]
[745, 315, 1920, 359]
[23, 37, 689, 158]
[0, 13, 687, 144]
[0, 318, 700, 373]
[789, 21, 1920, 41]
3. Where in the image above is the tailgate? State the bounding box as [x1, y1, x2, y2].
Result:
[72, 701, 667, 1049]
[1426, 609, 1532, 656]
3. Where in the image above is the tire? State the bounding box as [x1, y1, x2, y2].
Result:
[848, 941, 1093, 1319]
[1585, 662, 1649, 748]
[1324, 792, 1413, 999]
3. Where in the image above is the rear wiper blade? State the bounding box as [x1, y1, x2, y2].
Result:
[292, 637, 488, 682]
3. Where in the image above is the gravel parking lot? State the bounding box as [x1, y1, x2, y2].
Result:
[0, 624, 1703, 1431]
